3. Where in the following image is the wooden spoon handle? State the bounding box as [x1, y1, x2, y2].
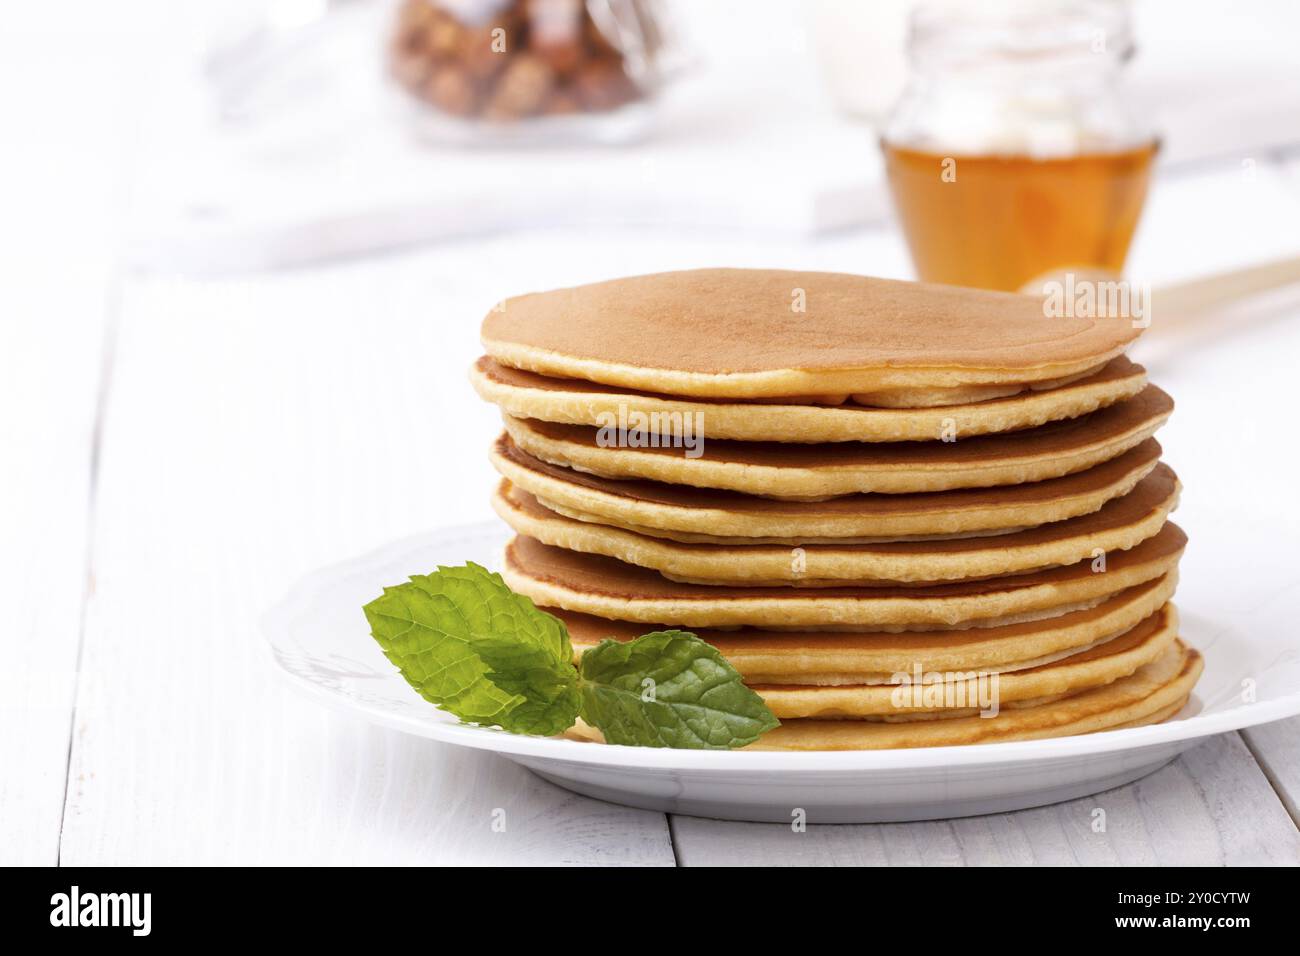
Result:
[1154, 255, 1300, 319]
[1019, 256, 1300, 330]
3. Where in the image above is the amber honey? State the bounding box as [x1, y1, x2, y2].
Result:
[882, 141, 1157, 292]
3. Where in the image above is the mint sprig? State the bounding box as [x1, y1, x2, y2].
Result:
[363, 563, 778, 749]
[578, 631, 781, 749]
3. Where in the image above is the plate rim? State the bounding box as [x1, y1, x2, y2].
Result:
[263, 523, 1300, 774]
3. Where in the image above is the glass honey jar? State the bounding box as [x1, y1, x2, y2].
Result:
[881, 0, 1156, 292]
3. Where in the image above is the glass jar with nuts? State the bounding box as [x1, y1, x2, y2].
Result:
[389, 0, 673, 143]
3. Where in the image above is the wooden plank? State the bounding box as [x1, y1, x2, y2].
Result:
[0, 317, 104, 865]
[1242, 716, 1300, 825]
[58, 267, 674, 865]
[671, 733, 1300, 866]
[0, 1, 137, 864]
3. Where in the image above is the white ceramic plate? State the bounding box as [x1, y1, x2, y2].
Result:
[263, 523, 1300, 823]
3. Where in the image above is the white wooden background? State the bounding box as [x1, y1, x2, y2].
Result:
[4, 1, 1300, 866]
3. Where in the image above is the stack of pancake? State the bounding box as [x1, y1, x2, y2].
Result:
[471, 269, 1201, 750]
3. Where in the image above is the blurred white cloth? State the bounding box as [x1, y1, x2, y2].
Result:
[124, 0, 1300, 275]
[125, 0, 885, 274]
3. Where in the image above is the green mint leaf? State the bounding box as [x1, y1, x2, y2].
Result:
[364, 562, 580, 736]
[578, 631, 780, 749]
[471, 633, 582, 736]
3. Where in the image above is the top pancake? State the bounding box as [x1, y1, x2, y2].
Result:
[481, 269, 1143, 400]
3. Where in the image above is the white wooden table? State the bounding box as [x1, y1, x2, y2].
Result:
[5, 2, 1300, 866]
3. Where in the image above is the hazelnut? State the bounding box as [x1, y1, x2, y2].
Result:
[541, 90, 582, 115]
[393, 0, 435, 55]
[531, 38, 583, 77]
[397, 0, 437, 35]
[462, 23, 514, 80]
[424, 9, 466, 59]
[572, 58, 639, 112]
[483, 53, 555, 120]
[423, 65, 479, 117]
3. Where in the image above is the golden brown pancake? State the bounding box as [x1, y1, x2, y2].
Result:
[746, 605, 1178, 718]
[502, 523, 1187, 629]
[558, 573, 1177, 683]
[743, 642, 1202, 749]
[502, 385, 1173, 498]
[470, 355, 1148, 443]
[564, 641, 1201, 749]
[492, 464, 1178, 585]
[481, 269, 1143, 401]
[491, 435, 1163, 543]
